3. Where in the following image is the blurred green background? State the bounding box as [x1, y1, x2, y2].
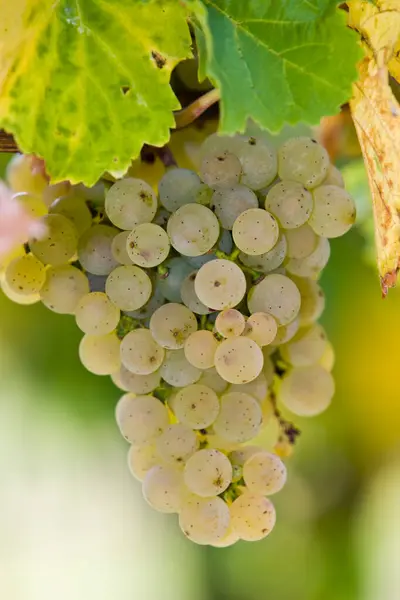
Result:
[1, 147, 400, 600]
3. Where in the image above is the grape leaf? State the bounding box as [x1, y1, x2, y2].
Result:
[0, 0, 192, 185]
[192, 0, 361, 133]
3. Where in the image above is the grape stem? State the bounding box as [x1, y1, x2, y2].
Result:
[174, 88, 221, 129]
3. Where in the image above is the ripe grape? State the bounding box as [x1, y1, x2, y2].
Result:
[40, 265, 89, 314]
[105, 178, 157, 229]
[200, 151, 242, 188]
[149, 302, 197, 350]
[213, 392, 262, 442]
[232, 208, 279, 255]
[198, 367, 228, 394]
[50, 194, 92, 235]
[160, 349, 202, 387]
[167, 203, 220, 257]
[13, 191, 47, 219]
[211, 184, 258, 230]
[172, 384, 220, 429]
[233, 135, 278, 190]
[230, 492, 276, 541]
[179, 496, 230, 545]
[126, 223, 170, 268]
[195, 259, 246, 310]
[156, 423, 199, 466]
[214, 337, 264, 384]
[111, 231, 133, 265]
[6, 153, 47, 195]
[75, 292, 120, 335]
[229, 372, 268, 403]
[180, 271, 211, 315]
[243, 451, 287, 495]
[117, 365, 161, 394]
[278, 137, 329, 189]
[127, 444, 159, 482]
[279, 365, 335, 416]
[244, 312, 278, 347]
[248, 274, 301, 326]
[79, 332, 121, 376]
[120, 328, 165, 375]
[184, 449, 232, 497]
[156, 257, 192, 303]
[142, 465, 186, 513]
[30, 214, 78, 266]
[285, 236, 330, 278]
[215, 308, 246, 338]
[78, 224, 119, 275]
[310, 185, 356, 238]
[239, 233, 287, 273]
[265, 181, 313, 229]
[285, 224, 317, 259]
[5, 254, 46, 295]
[105, 265, 152, 311]
[184, 330, 219, 369]
[118, 394, 169, 445]
[158, 168, 202, 212]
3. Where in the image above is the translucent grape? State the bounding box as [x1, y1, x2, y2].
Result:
[105, 265, 152, 311]
[232, 208, 279, 255]
[215, 308, 246, 338]
[180, 271, 211, 315]
[211, 524, 239, 547]
[194, 259, 246, 310]
[172, 384, 220, 429]
[50, 194, 92, 235]
[278, 137, 329, 189]
[0, 276, 40, 305]
[143, 465, 186, 513]
[231, 493, 276, 541]
[309, 185, 356, 238]
[294, 277, 325, 326]
[6, 154, 47, 195]
[244, 312, 278, 346]
[75, 291, 120, 334]
[279, 365, 335, 416]
[13, 192, 47, 219]
[319, 340, 335, 372]
[214, 337, 264, 384]
[184, 449, 232, 497]
[117, 365, 161, 394]
[156, 423, 199, 466]
[184, 330, 219, 369]
[243, 451, 287, 495]
[323, 164, 344, 187]
[179, 496, 230, 545]
[200, 151, 242, 187]
[239, 233, 287, 273]
[78, 224, 119, 276]
[149, 303, 197, 350]
[210, 184, 258, 230]
[115, 392, 136, 430]
[156, 257, 193, 303]
[160, 349, 202, 387]
[118, 394, 169, 445]
[40, 265, 89, 314]
[233, 135, 278, 190]
[198, 367, 228, 394]
[4, 254, 46, 295]
[127, 444, 159, 481]
[79, 332, 121, 375]
[229, 372, 268, 403]
[111, 231, 133, 265]
[265, 181, 313, 229]
[30, 214, 78, 266]
[167, 204, 220, 257]
[125, 287, 165, 321]
[213, 392, 262, 442]
[105, 178, 157, 229]
[248, 274, 301, 326]
[285, 237, 330, 278]
[285, 224, 317, 259]
[281, 323, 327, 367]
[126, 223, 170, 268]
[120, 329, 165, 375]
[272, 318, 300, 346]
[158, 168, 202, 212]
[0, 245, 25, 274]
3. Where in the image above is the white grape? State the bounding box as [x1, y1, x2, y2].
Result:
[105, 265, 152, 311]
[79, 332, 121, 375]
[229, 372, 268, 403]
[149, 302, 197, 350]
[243, 451, 287, 495]
[239, 233, 287, 273]
[271, 318, 300, 346]
[4, 254, 46, 295]
[118, 394, 169, 445]
[75, 291, 120, 334]
[120, 329, 165, 375]
[279, 365, 335, 416]
[115, 392, 136, 429]
[213, 392, 262, 442]
[160, 349, 202, 387]
[117, 365, 161, 394]
[210, 184, 258, 230]
[184, 449, 232, 497]
[50, 194, 92, 235]
[198, 367, 228, 394]
[105, 178, 157, 229]
[167, 204, 220, 257]
[111, 231, 133, 265]
[294, 277, 325, 326]
[195, 259, 246, 310]
[6, 153, 47, 195]
[156, 423, 199, 465]
[40, 265, 89, 314]
[200, 151, 242, 187]
[232, 208, 279, 255]
[215, 308, 246, 337]
[13, 191, 47, 219]
[285, 224, 317, 259]
[211, 523, 239, 547]
[126, 223, 170, 268]
[142, 465, 186, 514]
[309, 185, 356, 238]
[156, 257, 193, 303]
[278, 137, 329, 189]
[30, 214, 78, 266]
[285, 236, 330, 278]
[78, 224, 119, 275]
[184, 330, 219, 369]
[179, 496, 230, 545]
[172, 384, 220, 429]
[127, 444, 159, 481]
[0, 276, 40, 305]
[230, 492, 276, 541]
[323, 164, 344, 187]
[158, 168, 202, 212]
[265, 181, 313, 229]
[233, 135, 278, 190]
[180, 271, 211, 315]
[248, 274, 301, 326]
[244, 312, 278, 346]
[214, 337, 264, 384]
[319, 340, 335, 372]
[280, 323, 327, 367]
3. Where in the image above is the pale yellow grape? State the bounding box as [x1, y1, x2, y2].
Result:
[142, 465, 186, 513]
[210, 184, 258, 230]
[167, 204, 220, 257]
[322, 164, 345, 187]
[243, 451, 287, 495]
[231, 493, 276, 541]
[40, 265, 89, 314]
[279, 365, 334, 416]
[13, 191, 47, 218]
[281, 323, 327, 367]
[149, 302, 197, 350]
[194, 259, 246, 310]
[229, 446, 263, 466]
[118, 394, 169, 445]
[79, 332, 121, 375]
[105, 265, 152, 311]
[200, 151, 242, 188]
[244, 312, 278, 346]
[285, 224, 317, 259]
[105, 178, 157, 229]
[247, 274, 301, 326]
[213, 392, 262, 442]
[117, 365, 161, 394]
[126, 223, 170, 268]
[184, 449, 232, 497]
[110, 369, 129, 392]
[310, 185, 356, 238]
[179, 496, 230, 545]
[262, 353, 275, 384]
[214, 337, 263, 384]
[115, 392, 136, 429]
[265, 181, 313, 229]
[78, 224, 119, 275]
[229, 372, 268, 403]
[42, 181, 71, 207]
[4, 254, 46, 295]
[211, 523, 239, 547]
[180, 271, 211, 315]
[272, 318, 300, 346]
[198, 367, 228, 394]
[232, 208, 279, 255]
[156, 423, 199, 466]
[215, 308, 246, 338]
[75, 292, 120, 334]
[127, 444, 159, 481]
[158, 168, 202, 212]
[319, 340, 335, 372]
[120, 329, 164, 375]
[184, 330, 219, 369]
[110, 231, 131, 265]
[160, 349, 201, 387]
[233, 135, 278, 190]
[50, 194, 92, 235]
[0, 275, 40, 305]
[294, 277, 325, 326]
[0, 245, 25, 273]
[172, 384, 220, 429]
[285, 237, 330, 278]
[6, 153, 47, 194]
[239, 233, 287, 273]
[278, 137, 329, 189]
[199, 133, 243, 162]
[30, 214, 78, 266]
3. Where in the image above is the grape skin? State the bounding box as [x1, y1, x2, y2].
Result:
[158, 168, 202, 212]
[214, 337, 264, 384]
[243, 451, 287, 495]
[118, 394, 169, 445]
[127, 444, 159, 482]
[195, 259, 246, 311]
[184, 449, 232, 497]
[156, 423, 199, 466]
[232, 208, 279, 255]
[126, 223, 170, 268]
[79, 332, 121, 376]
[5, 254, 46, 296]
[248, 274, 301, 326]
[211, 184, 258, 230]
[184, 329, 219, 369]
[200, 151, 242, 188]
[150, 302, 198, 350]
[106, 265, 152, 311]
[231, 492, 276, 541]
[215, 308, 246, 338]
[172, 384, 220, 429]
[142, 465, 186, 514]
[30, 214, 78, 266]
[167, 204, 220, 257]
[213, 392, 262, 443]
[179, 496, 231, 545]
[265, 181, 313, 229]
[105, 178, 157, 229]
[78, 224, 119, 276]
[120, 329, 165, 375]
[160, 349, 202, 387]
[180, 271, 211, 315]
[40, 265, 90, 314]
[279, 365, 335, 416]
[278, 137, 329, 189]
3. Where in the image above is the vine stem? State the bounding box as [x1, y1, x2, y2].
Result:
[174, 88, 221, 129]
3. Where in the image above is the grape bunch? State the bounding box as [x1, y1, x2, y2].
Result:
[0, 133, 356, 546]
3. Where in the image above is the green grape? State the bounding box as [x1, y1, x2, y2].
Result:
[105, 178, 157, 229]
[4, 254, 46, 295]
[75, 291, 120, 334]
[30, 214, 78, 266]
[50, 194, 92, 235]
[40, 265, 89, 314]
[78, 224, 119, 276]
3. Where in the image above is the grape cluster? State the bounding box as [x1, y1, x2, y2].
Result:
[0, 133, 356, 546]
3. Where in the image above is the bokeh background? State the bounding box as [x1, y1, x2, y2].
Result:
[0, 120, 400, 600]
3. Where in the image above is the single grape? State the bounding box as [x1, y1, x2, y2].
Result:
[78, 224, 119, 276]
[247, 274, 301, 326]
[13, 191, 47, 219]
[158, 168, 202, 212]
[50, 194, 92, 235]
[214, 337, 264, 384]
[143, 465, 186, 513]
[117, 365, 161, 394]
[285, 236, 330, 278]
[271, 318, 300, 346]
[179, 496, 230, 545]
[156, 257, 193, 303]
[211, 523, 239, 547]
[230, 492, 276, 541]
[213, 392, 262, 442]
[118, 394, 169, 445]
[75, 291, 120, 334]
[200, 151, 242, 188]
[232, 208, 279, 255]
[79, 332, 121, 375]
[0, 276, 40, 305]
[265, 180, 313, 229]
[40, 265, 89, 314]
[285, 224, 317, 259]
[105, 178, 157, 229]
[149, 302, 197, 350]
[126, 223, 170, 268]
[211, 184, 258, 230]
[278, 137, 329, 189]
[120, 328, 165, 375]
[167, 204, 220, 257]
[194, 259, 246, 310]
[244, 312, 278, 346]
[111, 231, 133, 265]
[293, 277, 325, 326]
[239, 233, 287, 273]
[115, 392, 137, 429]
[156, 423, 199, 466]
[198, 367, 228, 394]
[180, 271, 211, 315]
[172, 384, 220, 429]
[127, 444, 159, 482]
[184, 330, 219, 369]
[215, 308, 246, 338]
[278, 365, 335, 416]
[233, 135, 278, 190]
[309, 185, 356, 238]
[105, 265, 152, 311]
[30, 214, 78, 266]
[243, 451, 287, 495]
[4, 254, 46, 295]
[184, 449, 232, 497]
[6, 154, 47, 195]
[229, 372, 268, 403]
[160, 349, 202, 387]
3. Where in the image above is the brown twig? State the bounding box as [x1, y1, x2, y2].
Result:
[0, 130, 18, 153]
[174, 88, 220, 129]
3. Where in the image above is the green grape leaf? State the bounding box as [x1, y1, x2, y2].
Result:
[193, 0, 362, 132]
[0, 0, 192, 185]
